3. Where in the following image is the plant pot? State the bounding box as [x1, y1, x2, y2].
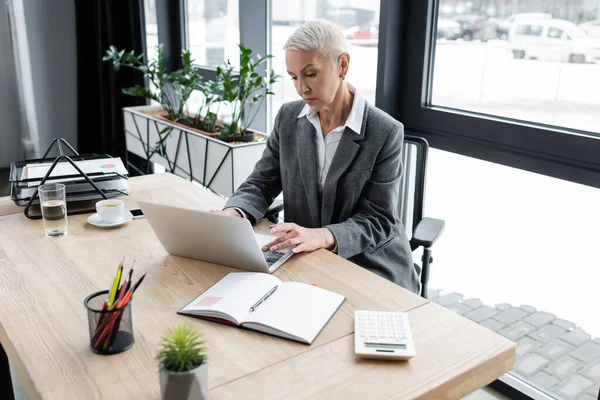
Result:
[218, 132, 255, 143]
[159, 362, 208, 400]
[153, 112, 221, 138]
[123, 105, 268, 197]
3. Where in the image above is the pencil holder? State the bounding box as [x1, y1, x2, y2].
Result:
[84, 290, 134, 355]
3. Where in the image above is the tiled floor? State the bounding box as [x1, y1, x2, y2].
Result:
[431, 289, 600, 400]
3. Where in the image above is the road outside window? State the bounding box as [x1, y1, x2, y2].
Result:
[432, 0, 600, 134]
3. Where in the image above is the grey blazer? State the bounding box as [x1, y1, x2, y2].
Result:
[224, 100, 420, 293]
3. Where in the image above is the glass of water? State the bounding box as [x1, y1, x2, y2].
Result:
[38, 183, 68, 236]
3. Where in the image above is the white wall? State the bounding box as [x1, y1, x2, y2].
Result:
[0, 0, 24, 167]
[22, 0, 77, 153]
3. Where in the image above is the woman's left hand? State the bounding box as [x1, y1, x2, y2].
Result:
[263, 223, 336, 254]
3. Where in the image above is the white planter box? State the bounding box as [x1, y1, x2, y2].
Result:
[123, 106, 267, 197]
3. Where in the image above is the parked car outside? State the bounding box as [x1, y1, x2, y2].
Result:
[508, 18, 600, 63]
[489, 17, 511, 40]
[580, 20, 600, 39]
[346, 21, 379, 47]
[437, 19, 462, 40]
[452, 14, 498, 41]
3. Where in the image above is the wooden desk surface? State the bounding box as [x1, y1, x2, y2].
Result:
[210, 302, 515, 400]
[0, 175, 474, 400]
[0, 173, 192, 218]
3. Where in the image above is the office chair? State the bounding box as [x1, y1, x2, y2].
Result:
[265, 135, 445, 298]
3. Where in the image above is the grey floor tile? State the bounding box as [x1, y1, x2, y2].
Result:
[530, 324, 568, 344]
[447, 302, 475, 316]
[554, 374, 595, 399]
[434, 292, 463, 307]
[530, 371, 560, 390]
[560, 328, 591, 347]
[464, 306, 500, 323]
[581, 359, 600, 383]
[494, 307, 529, 325]
[586, 383, 600, 396]
[462, 298, 483, 309]
[479, 318, 506, 333]
[571, 341, 600, 364]
[537, 339, 576, 361]
[516, 337, 542, 358]
[523, 311, 556, 328]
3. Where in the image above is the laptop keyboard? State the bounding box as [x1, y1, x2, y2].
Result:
[263, 250, 286, 267]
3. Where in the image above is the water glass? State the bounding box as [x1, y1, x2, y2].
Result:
[38, 183, 68, 236]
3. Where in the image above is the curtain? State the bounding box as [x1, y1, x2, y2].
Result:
[74, 0, 147, 163]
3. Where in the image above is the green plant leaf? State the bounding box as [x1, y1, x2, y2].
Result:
[157, 324, 207, 372]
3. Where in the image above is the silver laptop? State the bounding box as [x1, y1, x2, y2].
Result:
[138, 201, 294, 273]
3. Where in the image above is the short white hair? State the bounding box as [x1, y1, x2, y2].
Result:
[283, 19, 349, 63]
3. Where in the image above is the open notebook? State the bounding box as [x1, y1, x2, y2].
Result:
[178, 272, 346, 344]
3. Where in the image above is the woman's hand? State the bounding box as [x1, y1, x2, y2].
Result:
[263, 223, 336, 254]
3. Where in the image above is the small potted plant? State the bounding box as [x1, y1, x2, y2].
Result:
[157, 324, 208, 400]
[218, 44, 279, 142]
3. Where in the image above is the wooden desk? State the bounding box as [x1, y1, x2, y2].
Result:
[0, 173, 515, 400]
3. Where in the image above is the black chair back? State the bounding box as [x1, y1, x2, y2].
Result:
[398, 135, 429, 251]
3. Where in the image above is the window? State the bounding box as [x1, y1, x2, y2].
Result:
[269, 1, 380, 119]
[528, 24, 543, 36]
[144, 0, 159, 57]
[515, 24, 543, 36]
[426, 147, 600, 400]
[186, 0, 239, 67]
[426, 1, 600, 146]
[429, 2, 600, 135]
[392, 0, 600, 397]
[547, 27, 564, 39]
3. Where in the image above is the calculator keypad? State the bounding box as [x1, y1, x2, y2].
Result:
[356, 311, 407, 344]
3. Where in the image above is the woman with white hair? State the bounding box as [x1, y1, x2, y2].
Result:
[220, 19, 419, 293]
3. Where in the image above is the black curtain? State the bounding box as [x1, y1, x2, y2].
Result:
[74, 0, 147, 162]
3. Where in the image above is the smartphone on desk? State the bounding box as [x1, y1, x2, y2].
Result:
[130, 209, 145, 219]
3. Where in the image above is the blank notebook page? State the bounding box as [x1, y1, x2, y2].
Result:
[180, 272, 280, 324]
[243, 282, 345, 343]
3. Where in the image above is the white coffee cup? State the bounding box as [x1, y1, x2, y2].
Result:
[96, 200, 125, 223]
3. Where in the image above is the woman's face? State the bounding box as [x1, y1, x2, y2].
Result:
[286, 50, 343, 112]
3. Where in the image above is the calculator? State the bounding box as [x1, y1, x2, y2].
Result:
[354, 310, 416, 360]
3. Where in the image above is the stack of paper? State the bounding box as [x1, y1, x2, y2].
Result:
[21, 158, 128, 187]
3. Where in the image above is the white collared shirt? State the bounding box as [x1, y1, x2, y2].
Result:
[297, 83, 365, 192]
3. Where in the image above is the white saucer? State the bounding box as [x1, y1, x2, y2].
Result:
[87, 211, 133, 228]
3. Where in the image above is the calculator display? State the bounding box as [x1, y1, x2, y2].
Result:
[365, 343, 407, 350]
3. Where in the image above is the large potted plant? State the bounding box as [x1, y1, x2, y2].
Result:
[104, 45, 209, 173]
[157, 324, 208, 400]
[106, 44, 276, 196]
[218, 44, 279, 142]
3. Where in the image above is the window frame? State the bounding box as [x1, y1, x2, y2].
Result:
[381, 0, 600, 189]
[155, 0, 186, 72]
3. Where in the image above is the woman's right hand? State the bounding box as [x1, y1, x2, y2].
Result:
[210, 208, 243, 218]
